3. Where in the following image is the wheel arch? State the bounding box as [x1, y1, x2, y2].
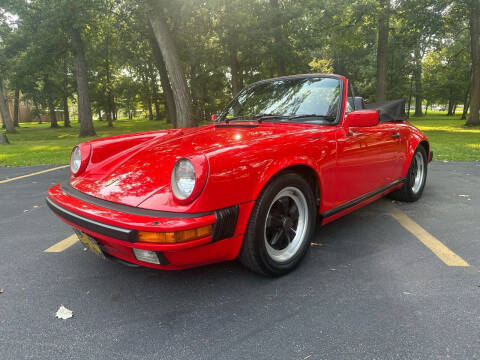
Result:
[402, 135, 430, 177]
[253, 163, 321, 209]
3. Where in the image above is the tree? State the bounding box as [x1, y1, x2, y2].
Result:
[466, 0, 480, 126]
[376, 0, 389, 102]
[0, 8, 16, 134]
[13, 89, 19, 126]
[71, 27, 96, 136]
[0, 79, 15, 133]
[145, 0, 194, 128]
[149, 30, 176, 125]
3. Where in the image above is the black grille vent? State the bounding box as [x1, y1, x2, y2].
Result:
[212, 205, 239, 242]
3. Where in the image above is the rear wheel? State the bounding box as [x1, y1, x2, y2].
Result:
[389, 146, 427, 202]
[239, 173, 316, 276]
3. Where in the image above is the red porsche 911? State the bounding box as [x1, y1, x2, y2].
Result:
[47, 74, 432, 276]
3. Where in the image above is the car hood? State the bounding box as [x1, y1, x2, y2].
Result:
[71, 123, 319, 208]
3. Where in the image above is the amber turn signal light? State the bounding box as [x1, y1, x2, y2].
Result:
[138, 225, 213, 243]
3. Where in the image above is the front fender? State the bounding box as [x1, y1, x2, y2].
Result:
[250, 157, 320, 202]
[402, 124, 429, 177]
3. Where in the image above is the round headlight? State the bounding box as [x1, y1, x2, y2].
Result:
[171, 159, 196, 200]
[70, 146, 82, 175]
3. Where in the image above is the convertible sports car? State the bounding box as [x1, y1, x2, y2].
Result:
[47, 74, 432, 276]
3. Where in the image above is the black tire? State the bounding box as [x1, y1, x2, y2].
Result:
[239, 172, 317, 276]
[388, 146, 428, 202]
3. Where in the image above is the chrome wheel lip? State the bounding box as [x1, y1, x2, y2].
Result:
[264, 187, 309, 263]
[411, 152, 425, 194]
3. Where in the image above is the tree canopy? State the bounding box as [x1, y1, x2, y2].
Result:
[0, 0, 478, 136]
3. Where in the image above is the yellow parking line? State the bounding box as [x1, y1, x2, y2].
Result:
[390, 208, 469, 267]
[0, 165, 69, 184]
[44, 234, 78, 253]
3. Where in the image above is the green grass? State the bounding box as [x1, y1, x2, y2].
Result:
[1, 111, 479, 166]
[0, 117, 171, 166]
[409, 111, 480, 161]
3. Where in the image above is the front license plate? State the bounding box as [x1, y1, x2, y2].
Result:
[74, 229, 105, 258]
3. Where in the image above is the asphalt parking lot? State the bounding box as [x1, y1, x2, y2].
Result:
[0, 162, 479, 360]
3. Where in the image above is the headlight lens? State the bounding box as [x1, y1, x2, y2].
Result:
[171, 159, 196, 200]
[70, 146, 82, 174]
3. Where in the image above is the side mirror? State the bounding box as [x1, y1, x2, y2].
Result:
[210, 114, 217, 122]
[344, 110, 379, 130]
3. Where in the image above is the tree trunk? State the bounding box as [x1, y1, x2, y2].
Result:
[147, 95, 153, 120]
[447, 99, 454, 116]
[375, 0, 389, 102]
[271, 0, 287, 76]
[63, 62, 71, 127]
[0, 134, 9, 144]
[48, 98, 58, 128]
[71, 28, 96, 137]
[146, 0, 193, 128]
[230, 49, 243, 96]
[98, 110, 103, 121]
[407, 74, 413, 117]
[414, 45, 423, 117]
[149, 31, 176, 126]
[13, 90, 19, 127]
[424, 100, 429, 116]
[44, 75, 59, 128]
[152, 80, 161, 120]
[105, 32, 113, 128]
[63, 97, 70, 127]
[462, 87, 470, 120]
[0, 80, 16, 133]
[466, 2, 480, 126]
[34, 101, 42, 124]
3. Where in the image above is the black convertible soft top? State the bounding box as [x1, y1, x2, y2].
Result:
[364, 99, 407, 123]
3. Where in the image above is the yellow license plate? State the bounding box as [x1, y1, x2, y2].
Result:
[74, 230, 104, 257]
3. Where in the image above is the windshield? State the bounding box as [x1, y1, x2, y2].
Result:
[219, 76, 342, 124]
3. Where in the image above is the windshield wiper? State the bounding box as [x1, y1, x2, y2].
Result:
[220, 114, 283, 123]
[253, 113, 289, 122]
[287, 114, 337, 122]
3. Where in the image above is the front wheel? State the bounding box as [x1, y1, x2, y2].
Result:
[239, 173, 316, 276]
[389, 146, 428, 202]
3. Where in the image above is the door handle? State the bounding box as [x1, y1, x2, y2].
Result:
[391, 132, 400, 139]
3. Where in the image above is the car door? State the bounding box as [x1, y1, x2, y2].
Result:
[335, 121, 406, 205]
[335, 124, 388, 205]
[373, 121, 406, 182]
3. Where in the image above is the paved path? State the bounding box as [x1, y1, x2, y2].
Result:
[0, 162, 479, 359]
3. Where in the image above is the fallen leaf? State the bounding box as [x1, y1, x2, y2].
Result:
[0, 288, 4, 294]
[329, 268, 336, 271]
[403, 291, 411, 295]
[32, 205, 39, 208]
[458, 194, 470, 197]
[56, 305, 73, 320]
[310, 242, 323, 247]
[304, 355, 312, 360]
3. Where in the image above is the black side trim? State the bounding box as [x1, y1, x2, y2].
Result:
[321, 178, 406, 218]
[212, 205, 239, 242]
[429, 150, 433, 163]
[46, 197, 138, 242]
[60, 183, 214, 219]
[155, 252, 170, 265]
[103, 253, 141, 267]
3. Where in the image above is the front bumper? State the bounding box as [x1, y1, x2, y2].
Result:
[47, 183, 254, 269]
